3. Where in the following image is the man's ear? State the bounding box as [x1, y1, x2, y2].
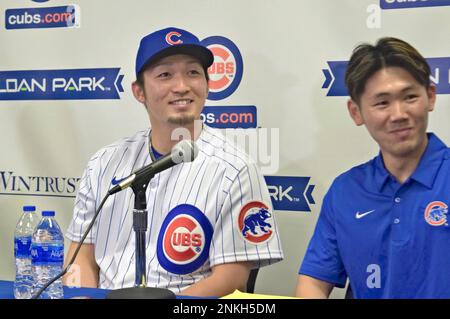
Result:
[426, 84, 437, 112]
[347, 99, 364, 126]
[132, 81, 146, 104]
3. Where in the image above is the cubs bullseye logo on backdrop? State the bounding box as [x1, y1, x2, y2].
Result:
[238, 201, 274, 244]
[424, 201, 449, 226]
[157, 204, 213, 274]
[201, 36, 243, 101]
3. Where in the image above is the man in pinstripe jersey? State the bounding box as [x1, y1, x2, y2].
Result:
[64, 27, 283, 297]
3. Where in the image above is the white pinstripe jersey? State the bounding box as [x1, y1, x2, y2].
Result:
[66, 125, 283, 292]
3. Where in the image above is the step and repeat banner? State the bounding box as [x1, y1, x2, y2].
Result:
[1, 0, 449, 298]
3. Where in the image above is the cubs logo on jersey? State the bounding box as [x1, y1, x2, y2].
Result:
[424, 201, 449, 226]
[157, 204, 213, 274]
[238, 201, 274, 244]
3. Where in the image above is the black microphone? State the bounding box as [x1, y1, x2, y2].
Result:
[108, 139, 198, 195]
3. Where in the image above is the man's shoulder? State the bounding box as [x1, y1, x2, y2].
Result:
[331, 157, 376, 189]
[199, 126, 256, 171]
[87, 129, 149, 166]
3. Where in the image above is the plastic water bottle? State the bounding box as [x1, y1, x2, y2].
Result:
[31, 211, 64, 299]
[13, 205, 38, 299]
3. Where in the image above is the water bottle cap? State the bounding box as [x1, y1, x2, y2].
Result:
[42, 210, 55, 217]
[23, 205, 36, 212]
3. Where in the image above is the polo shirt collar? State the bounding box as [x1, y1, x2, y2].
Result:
[373, 133, 447, 192]
[373, 154, 390, 193]
[410, 133, 447, 189]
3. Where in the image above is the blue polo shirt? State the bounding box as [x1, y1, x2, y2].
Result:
[300, 133, 450, 298]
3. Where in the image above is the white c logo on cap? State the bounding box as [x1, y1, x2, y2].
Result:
[166, 31, 183, 45]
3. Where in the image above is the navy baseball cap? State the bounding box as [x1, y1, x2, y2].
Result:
[135, 27, 214, 76]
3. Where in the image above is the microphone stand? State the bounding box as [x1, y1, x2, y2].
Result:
[107, 175, 175, 299]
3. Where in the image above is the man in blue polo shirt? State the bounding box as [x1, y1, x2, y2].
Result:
[296, 37, 450, 298]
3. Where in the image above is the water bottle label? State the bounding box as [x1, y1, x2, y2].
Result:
[14, 237, 32, 258]
[31, 244, 64, 264]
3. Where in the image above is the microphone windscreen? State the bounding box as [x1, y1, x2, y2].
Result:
[171, 140, 198, 164]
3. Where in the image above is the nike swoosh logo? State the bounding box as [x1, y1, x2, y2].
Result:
[111, 177, 125, 186]
[355, 209, 376, 219]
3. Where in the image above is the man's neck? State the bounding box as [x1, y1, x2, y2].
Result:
[381, 137, 428, 184]
[150, 121, 203, 155]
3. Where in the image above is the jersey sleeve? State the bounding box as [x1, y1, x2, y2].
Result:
[65, 153, 101, 244]
[299, 186, 347, 288]
[209, 160, 284, 269]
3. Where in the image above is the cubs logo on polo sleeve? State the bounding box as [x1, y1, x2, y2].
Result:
[157, 204, 213, 274]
